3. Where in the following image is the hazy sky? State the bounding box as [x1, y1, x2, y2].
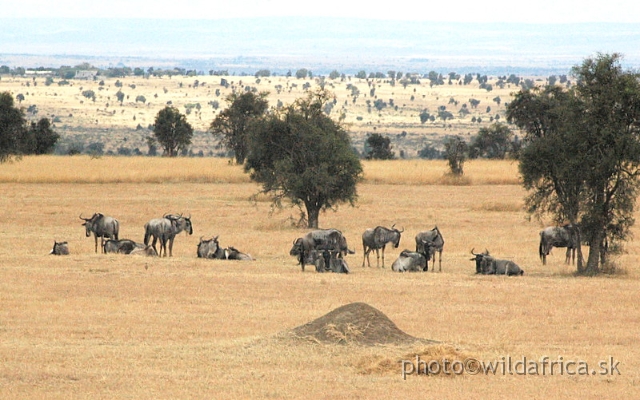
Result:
[5, 0, 640, 23]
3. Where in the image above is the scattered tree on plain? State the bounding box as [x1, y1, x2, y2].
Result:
[468, 122, 513, 159]
[507, 53, 640, 274]
[152, 106, 193, 157]
[0, 92, 59, 161]
[209, 91, 269, 164]
[444, 136, 468, 176]
[364, 133, 395, 160]
[244, 89, 363, 228]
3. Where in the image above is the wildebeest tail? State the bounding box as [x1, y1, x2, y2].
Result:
[143, 223, 151, 246]
[539, 231, 546, 261]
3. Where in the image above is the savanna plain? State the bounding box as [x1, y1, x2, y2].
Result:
[1, 156, 639, 399]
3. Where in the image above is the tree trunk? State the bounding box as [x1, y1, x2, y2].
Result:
[576, 227, 585, 273]
[306, 205, 320, 229]
[583, 229, 603, 276]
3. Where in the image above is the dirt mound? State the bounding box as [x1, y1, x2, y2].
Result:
[289, 302, 432, 346]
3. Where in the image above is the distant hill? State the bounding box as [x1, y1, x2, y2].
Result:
[1, 18, 639, 75]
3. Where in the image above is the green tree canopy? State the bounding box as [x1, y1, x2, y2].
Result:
[24, 118, 60, 155]
[444, 136, 468, 176]
[209, 91, 269, 164]
[0, 91, 27, 162]
[469, 122, 514, 159]
[364, 133, 395, 160]
[244, 89, 363, 228]
[152, 106, 193, 157]
[507, 53, 640, 274]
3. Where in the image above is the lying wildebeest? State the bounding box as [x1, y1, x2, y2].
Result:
[311, 248, 350, 274]
[80, 213, 119, 253]
[103, 239, 146, 254]
[144, 213, 193, 257]
[361, 224, 404, 268]
[539, 224, 579, 265]
[391, 249, 426, 272]
[129, 245, 158, 257]
[391, 239, 436, 272]
[470, 248, 524, 276]
[50, 241, 69, 255]
[196, 236, 253, 260]
[415, 226, 444, 272]
[290, 229, 354, 272]
[469, 248, 490, 274]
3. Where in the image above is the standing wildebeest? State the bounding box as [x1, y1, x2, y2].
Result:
[361, 224, 404, 268]
[539, 224, 579, 265]
[144, 213, 193, 257]
[103, 239, 146, 254]
[415, 226, 444, 272]
[470, 248, 524, 276]
[50, 241, 69, 255]
[289, 229, 353, 272]
[80, 213, 119, 253]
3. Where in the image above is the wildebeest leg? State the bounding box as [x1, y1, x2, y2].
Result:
[437, 250, 442, 272]
[362, 244, 369, 267]
[94, 234, 99, 253]
[150, 236, 159, 256]
[167, 235, 175, 257]
[380, 246, 386, 268]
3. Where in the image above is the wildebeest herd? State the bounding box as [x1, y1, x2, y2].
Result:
[50, 212, 250, 260]
[50, 212, 580, 276]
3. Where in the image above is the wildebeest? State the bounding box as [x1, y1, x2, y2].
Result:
[470, 248, 524, 276]
[415, 226, 444, 272]
[391, 250, 427, 272]
[144, 213, 193, 257]
[104, 239, 146, 254]
[197, 236, 223, 259]
[470, 248, 490, 274]
[197, 236, 253, 260]
[361, 224, 404, 268]
[311, 248, 350, 273]
[50, 241, 69, 255]
[289, 229, 353, 271]
[80, 213, 119, 253]
[129, 245, 158, 257]
[224, 246, 254, 261]
[539, 224, 579, 265]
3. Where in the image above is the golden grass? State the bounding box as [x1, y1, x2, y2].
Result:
[0, 156, 521, 185]
[1, 157, 639, 398]
[0, 155, 250, 184]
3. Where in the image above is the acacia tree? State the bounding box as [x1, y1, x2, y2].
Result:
[23, 118, 60, 155]
[444, 136, 468, 176]
[469, 122, 513, 159]
[364, 133, 395, 160]
[244, 89, 363, 228]
[209, 91, 269, 164]
[0, 91, 27, 162]
[507, 53, 640, 274]
[152, 106, 193, 157]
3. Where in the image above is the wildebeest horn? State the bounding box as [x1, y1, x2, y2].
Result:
[399, 226, 404, 233]
[471, 248, 478, 256]
[391, 223, 396, 229]
[79, 213, 89, 221]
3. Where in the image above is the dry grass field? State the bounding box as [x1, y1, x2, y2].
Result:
[0, 72, 533, 157]
[1, 156, 640, 399]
